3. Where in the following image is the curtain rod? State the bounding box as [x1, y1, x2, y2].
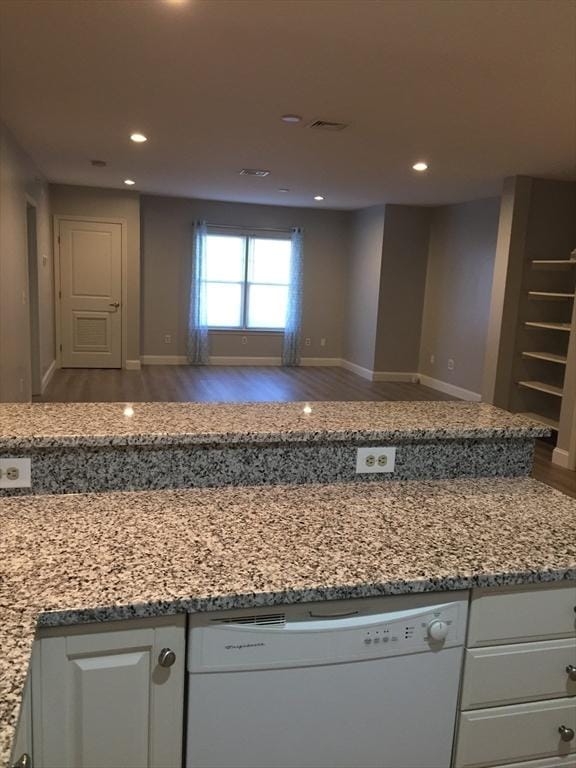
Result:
[206, 223, 294, 234]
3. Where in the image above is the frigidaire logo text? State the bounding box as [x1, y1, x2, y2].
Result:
[224, 642, 266, 650]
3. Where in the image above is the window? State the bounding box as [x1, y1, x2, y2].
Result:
[204, 232, 291, 330]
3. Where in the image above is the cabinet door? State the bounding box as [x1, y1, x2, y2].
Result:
[32, 620, 185, 768]
[10, 674, 33, 768]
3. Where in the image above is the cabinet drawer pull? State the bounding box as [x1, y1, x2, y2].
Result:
[559, 725, 575, 742]
[158, 647, 176, 667]
[567, 664, 576, 681]
[11, 754, 31, 768]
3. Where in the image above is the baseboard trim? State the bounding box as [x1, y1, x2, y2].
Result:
[372, 371, 420, 383]
[552, 447, 574, 470]
[340, 359, 373, 380]
[340, 360, 418, 383]
[300, 357, 341, 367]
[141, 355, 342, 367]
[41, 359, 56, 393]
[420, 374, 482, 402]
[125, 359, 141, 371]
[210, 355, 282, 366]
[141, 355, 188, 365]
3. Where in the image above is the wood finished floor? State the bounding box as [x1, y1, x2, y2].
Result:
[39, 365, 575, 499]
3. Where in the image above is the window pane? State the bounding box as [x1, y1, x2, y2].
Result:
[205, 235, 245, 282]
[249, 238, 291, 284]
[247, 285, 288, 329]
[206, 283, 242, 327]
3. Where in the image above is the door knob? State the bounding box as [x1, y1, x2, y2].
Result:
[158, 647, 176, 667]
[567, 664, 576, 681]
[559, 725, 575, 742]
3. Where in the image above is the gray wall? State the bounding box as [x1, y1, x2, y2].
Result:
[343, 206, 385, 370]
[50, 184, 141, 365]
[141, 195, 350, 359]
[419, 197, 500, 394]
[374, 205, 431, 373]
[0, 122, 53, 401]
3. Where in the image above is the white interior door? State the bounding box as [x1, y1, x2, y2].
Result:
[59, 219, 122, 368]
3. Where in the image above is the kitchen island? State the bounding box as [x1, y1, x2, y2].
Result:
[0, 401, 574, 768]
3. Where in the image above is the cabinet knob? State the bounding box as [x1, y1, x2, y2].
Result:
[566, 664, 576, 681]
[559, 725, 575, 742]
[158, 647, 176, 667]
[11, 754, 31, 768]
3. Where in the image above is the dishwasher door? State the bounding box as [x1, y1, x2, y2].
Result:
[186, 599, 467, 768]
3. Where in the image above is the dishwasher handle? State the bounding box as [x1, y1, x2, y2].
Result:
[308, 609, 360, 619]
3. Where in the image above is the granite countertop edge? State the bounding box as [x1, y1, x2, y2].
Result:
[36, 567, 576, 628]
[0, 425, 550, 450]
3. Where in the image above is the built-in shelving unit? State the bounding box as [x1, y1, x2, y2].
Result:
[518, 380, 564, 397]
[531, 259, 576, 268]
[519, 412, 560, 431]
[527, 291, 575, 300]
[516, 251, 576, 434]
[524, 321, 571, 331]
[521, 351, 567, 365]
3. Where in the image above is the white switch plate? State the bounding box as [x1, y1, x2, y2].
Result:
[355, 447, 396, 474]
[0, 458, 32, 488]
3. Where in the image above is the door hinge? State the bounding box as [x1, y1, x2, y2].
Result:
[57, 235, 61, 245]
[59, 344, 62, 352]
[58, 290, 61, 299]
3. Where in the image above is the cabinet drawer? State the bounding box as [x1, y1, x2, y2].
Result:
[468, 583, 576, 646]
[461, 638, 576, 708]
[454, 697, 576, 768]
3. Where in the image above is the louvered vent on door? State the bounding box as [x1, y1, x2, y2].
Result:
[74, 316, 107, 348]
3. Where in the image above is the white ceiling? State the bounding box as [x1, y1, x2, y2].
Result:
[0, 0, 575, 209]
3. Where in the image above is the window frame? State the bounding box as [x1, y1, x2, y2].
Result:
[204, 228, 291, 332]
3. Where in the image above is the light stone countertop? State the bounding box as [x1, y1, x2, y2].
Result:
[0, 401, 549, 450]
[1, 477, 575, 766]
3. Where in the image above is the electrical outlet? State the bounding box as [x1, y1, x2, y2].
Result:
[0, 458, 31, 488]
[430, 354, 435, 365]
[355, 447, 396, 474]
[164, 334, 172, 344]
[320, 337, 326, 347]
[241, 336, 248, 345]
[447, 358, 455, 371]
[305, 337, 311, 346]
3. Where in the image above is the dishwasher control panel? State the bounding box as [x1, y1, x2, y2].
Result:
[188, 599, 468, 673]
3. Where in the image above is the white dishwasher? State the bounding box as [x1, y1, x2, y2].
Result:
[186, 594, 468, 768]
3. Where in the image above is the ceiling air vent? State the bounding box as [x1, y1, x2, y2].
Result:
[308, 120, 348, 131]
[213, 613, 286, 627]
[239, 168, 271, 177]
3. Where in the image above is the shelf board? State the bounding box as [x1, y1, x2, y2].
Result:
[525, 321, 572, 332]
[528, 291, 575, 300]
[522, 351, 568, 365]
[519, 412, 560, 431]
[518, 380, 564, 397]
[531, 259, 576, 269]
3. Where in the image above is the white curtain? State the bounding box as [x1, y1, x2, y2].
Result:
[187, 221, 209, 365]
[282, 227, 304, 366]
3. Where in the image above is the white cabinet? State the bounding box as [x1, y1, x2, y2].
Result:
[31, 615, 185, 768]
[455, 582, 576, 768]
[10, 674, 33, 768]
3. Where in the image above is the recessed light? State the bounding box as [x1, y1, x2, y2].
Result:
[123, 405, 135, 418]
[124, 179, 136, 186]
[130, 133, 147, 143]
[278, 188, 290, 193]
[412, 161, 428, 172]
[281, 114, 302, 124]
[314, 195, 325, 201]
